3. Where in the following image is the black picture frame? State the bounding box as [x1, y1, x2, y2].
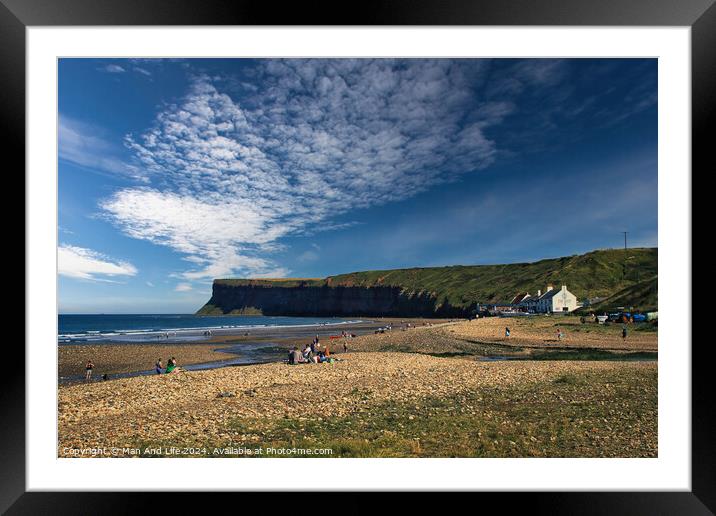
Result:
[4, 0, 709, 513]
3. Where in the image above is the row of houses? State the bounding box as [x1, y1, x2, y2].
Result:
[480, 285, 580, 314]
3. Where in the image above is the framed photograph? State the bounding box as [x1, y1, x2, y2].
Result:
[6, 0, 710, 511]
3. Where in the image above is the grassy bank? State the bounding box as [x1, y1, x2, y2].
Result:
[222, 366, 656, 458]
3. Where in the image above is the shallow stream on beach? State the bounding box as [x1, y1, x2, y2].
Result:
[61, 339, 657, 385]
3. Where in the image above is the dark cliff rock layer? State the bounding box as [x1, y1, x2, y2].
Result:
[196, 248, 658, 317]
[198, 282, 471, 318]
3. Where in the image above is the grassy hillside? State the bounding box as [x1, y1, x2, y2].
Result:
[591, 276, 658, 312]
[212, 248, 657, 312]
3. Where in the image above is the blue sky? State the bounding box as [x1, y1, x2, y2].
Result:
[58, 58, 657, 313]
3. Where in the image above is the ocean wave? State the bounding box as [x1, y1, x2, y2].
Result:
[58, 317, 364, 343]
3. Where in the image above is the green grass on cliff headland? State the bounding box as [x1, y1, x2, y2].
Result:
[590, 275, 658, 313]
[208, 248, 657, 313]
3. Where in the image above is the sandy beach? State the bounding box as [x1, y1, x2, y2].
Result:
[58, 316, 657, 458]
[349, 316, 658, 354]
[59, 343, 235, 380]
[449, 316, 658, 351]
[58, 318, 455, 381]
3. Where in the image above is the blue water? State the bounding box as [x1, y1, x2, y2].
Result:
[58, 314, 362, 344]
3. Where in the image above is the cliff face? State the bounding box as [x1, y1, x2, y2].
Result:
[196, 248, 658, 317]
[198, 282, 470, 318]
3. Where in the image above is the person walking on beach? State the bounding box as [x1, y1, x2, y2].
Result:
[622, 326, 628, 341]
[155, 358, 163, 374]
[85, 360, 94, 381]
[505, 327, 510, 338]
[343, 341, 348, 353]
[557, 328, 564, 341]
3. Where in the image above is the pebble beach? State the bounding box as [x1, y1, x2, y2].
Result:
[58, 316, 658, 458]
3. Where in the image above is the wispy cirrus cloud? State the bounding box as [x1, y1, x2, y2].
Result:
[59, 116, 147, 182]
[58, 244, 137, 281]
[100, 59, 514, 279]
[100, 64, 126, 73]
[100, 58, 655, 281]
[133, 66, 152, 77]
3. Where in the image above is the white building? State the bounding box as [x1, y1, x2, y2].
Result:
[523, 285, 579, 313]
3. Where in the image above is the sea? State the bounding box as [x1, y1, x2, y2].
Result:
[58, 314, 363, 344]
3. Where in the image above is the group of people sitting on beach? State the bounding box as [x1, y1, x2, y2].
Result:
[287, 335, 339, 365]
[155, 357, 180, 374]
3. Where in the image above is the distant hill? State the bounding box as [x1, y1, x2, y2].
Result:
[324, 247, 657, 306]
[198, 248, 657, 316]
[590, 275, 658, 313]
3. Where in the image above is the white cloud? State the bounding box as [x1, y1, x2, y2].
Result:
[101, 64, 125, 73]
[101, 60, 513, 279]
[174, 283, 193, 292]
[58, 244, 137, 281]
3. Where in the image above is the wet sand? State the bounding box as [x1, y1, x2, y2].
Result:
[59, 343, 235, 380]
[58, 318, 453, 380]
